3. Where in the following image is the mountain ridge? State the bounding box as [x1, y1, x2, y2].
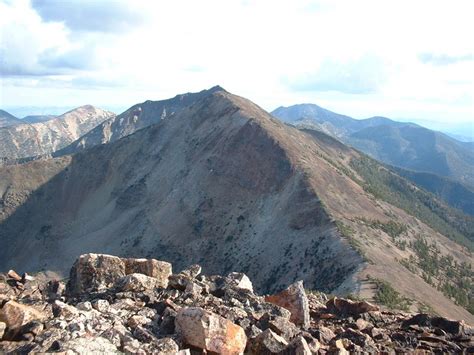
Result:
[0, 88, 472, 321]
[0, 105, 115, 160]
[272, 103, 474, 214]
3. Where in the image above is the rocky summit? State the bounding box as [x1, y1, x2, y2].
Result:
[0, 254, 472, 354]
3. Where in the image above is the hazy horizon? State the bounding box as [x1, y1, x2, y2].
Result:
[1, 0, 473, 129]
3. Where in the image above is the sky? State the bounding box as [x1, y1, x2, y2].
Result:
[0, 0, 473, 131]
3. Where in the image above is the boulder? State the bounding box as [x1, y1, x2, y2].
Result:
[115, 273, 160, 292]
[265, 281, 310, 328]
[124, 258, 172, 288]
[0, 301, 45, 338]
[175, 307, 247, 354]
[68, 253, 126, 295]
[248, 328, 288, 354]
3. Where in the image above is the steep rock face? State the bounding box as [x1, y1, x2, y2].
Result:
[0, 105, 115, 160]
[0, 90, 361, 295]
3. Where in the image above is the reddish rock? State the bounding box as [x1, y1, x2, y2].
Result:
[265, 281, 310, 328]
[176, 307, 247, 354]
[0, 300, 45, 338]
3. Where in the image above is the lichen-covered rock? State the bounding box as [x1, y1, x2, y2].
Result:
[176, 307, 247, 354]
[68, 253, 126, 295]
[124, 258, 172, 288]
[265, 281, 310, 328]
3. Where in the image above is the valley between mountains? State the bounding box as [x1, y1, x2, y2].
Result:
[0, 87, 473, 325]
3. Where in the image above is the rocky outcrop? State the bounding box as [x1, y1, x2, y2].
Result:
[0, 253, 472, 354]
[67, 253, 172, 295]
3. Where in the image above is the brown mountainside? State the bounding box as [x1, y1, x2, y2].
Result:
[0, 88, 472, 323]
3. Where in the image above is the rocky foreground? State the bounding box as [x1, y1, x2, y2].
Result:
[0, 254, 472, 354]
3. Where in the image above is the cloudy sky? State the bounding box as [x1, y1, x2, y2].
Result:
[0, 0, 473, 129]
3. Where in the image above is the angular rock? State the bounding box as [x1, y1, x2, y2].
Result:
[315, 325, 336, 344]
[326, 297, 379, 316]
[175, 307, 247, 354]
[267, 316, 299, 341]
[168, 274, 192, 291]
[92, 299, 110, 313]
[21, 273, 35, 283]
[76, 301, 92, 311]
[185, 281, 203, 297]
[180, 264, 202, 278]
[127, 315, 151, 328]
[154, 337, 180, 354]
[281, 335, 312, 355]
[248, 328, 288, 354]
[45, 280, 66, 301]
[68, 253, 126, 295]
[160, 307, 177, 335]
[265, 281, 310, 328]
[0, 301, 45, 338]
[124, 258, 172, 288]
[60, 336, 119, 353]
[7, 270, 22, 282]
[52, 300, 79, 320]
[227, 272, 254, 293]
[115, 273, 160, 292]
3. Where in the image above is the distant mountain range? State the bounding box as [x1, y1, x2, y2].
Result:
[0, 109, 23, 127]
[0, 106, 115, 160]
[0, 87, 473, 321]
[272, 104, 474, 215]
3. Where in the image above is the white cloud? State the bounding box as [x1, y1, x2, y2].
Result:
[0, 0, 473, 124]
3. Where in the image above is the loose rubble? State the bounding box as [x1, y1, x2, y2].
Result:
[0, 253, 472, 354]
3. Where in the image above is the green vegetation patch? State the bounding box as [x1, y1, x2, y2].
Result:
[400, 236, 474, 314]
[350, 155, 474, 250]
[371, 278, 412, 311]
